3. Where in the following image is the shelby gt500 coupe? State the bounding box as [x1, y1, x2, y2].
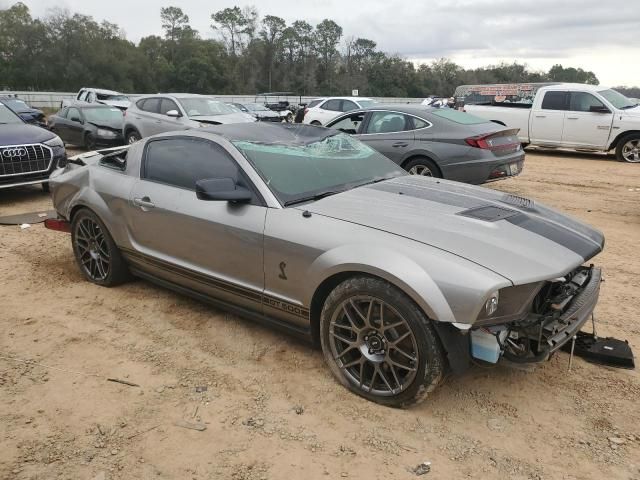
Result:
[47, 123, 604, 407]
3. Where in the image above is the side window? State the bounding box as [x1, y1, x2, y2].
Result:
[411, 117, 430, 129]
[86, 92, 96, 103]
[160, 98, 179, 115]
[329, 113, 365, 134]
[321, 99, 342, 111]
[341, 100, 358, 112]
[136, 99, 147, 110]
[77, 90, 87, 101]
[541, 91, 568, 110]
[365, 111, 410, 134]
[569, 92, 606, 112]
[144, 98, 161, 113]
[307, 99, 322, 108]
[68, 108, 82, 122]
[144, 138, 240, 191]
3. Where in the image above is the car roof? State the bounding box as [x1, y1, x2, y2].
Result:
[346, 104, 438, 116]
[197, 122, 334, 145]
[81, 88, 123, 95]
[541, 83, 608, 92]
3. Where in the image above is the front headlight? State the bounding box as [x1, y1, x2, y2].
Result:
[44, 135, 66, 159]
[97, 129, 117, 137]
[476, 282, 544, 324]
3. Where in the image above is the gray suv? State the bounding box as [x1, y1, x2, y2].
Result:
[123, 94, 255, 144]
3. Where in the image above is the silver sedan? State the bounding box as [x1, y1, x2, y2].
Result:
[47, 123, 604, 407]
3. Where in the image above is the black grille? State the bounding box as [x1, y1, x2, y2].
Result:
[0, 144, 52, 177]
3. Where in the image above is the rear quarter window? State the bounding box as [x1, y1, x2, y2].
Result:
[430, 109, 488, 125]
[307, 99, 322, 108]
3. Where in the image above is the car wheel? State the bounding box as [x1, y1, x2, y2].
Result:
[286, 112, 294, 123]
[84, 133, 96, 151]
[311, 120, 322, 126]
[616, 134, 640, 163]
[404, 157, 441, 178]
[320, 276, 445, 407]
[126, 130, 141, 145]
[71, 209, 131, 287]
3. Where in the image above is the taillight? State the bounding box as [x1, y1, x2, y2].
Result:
[465, 130, 520, 151]
[44, 218, 71, 233]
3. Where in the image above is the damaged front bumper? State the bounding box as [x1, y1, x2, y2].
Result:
[471, 265, 602, 364]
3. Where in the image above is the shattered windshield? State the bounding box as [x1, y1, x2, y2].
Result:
[234, 133, 405, 205]
[180, 98, 236, 117]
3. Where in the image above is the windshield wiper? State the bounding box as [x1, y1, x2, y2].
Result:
[354, 176, 393, 188]
[620, 104, 639, 110]
[284, 190, 343, 207]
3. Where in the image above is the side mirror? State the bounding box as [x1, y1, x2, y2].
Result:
[195, 178, 252, 203]
[70, 116, 82, 123]
[166, 109, 181, 118]
[589, 105, 610, 113]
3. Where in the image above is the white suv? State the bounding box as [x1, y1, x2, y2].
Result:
[302, 97, 376, 126]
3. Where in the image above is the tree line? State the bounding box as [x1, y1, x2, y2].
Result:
[1, 2, 636, 98]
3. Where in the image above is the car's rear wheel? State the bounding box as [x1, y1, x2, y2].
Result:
[320, 276, 445, 407]
[616, 134, 640, 162]
[71, 209, 130, 287]
[126, 129, 141, 145]
[404, 157, 441, 178]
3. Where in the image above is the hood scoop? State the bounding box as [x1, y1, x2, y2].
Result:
[457, 205, 521, 222]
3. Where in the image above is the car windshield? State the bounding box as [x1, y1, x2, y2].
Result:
[180, 98, 236, 117]
[83, 107, 123, 124]
[357, 99, 376, 108]
[0, 103, 23, 124]
[246, 103, 271, 112]
[97, 93, 129, 102]
[234, 133, 405, 205]
[4, 99, 29, 110]
[598, 89, 638, 109]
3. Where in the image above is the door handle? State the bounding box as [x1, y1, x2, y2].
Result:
[566, 116, 579, 120]
[534, 115, 546, 118]
[133, 196, 155, 209]
[392, 142, 409, 148]
[155, 120, 162, 124]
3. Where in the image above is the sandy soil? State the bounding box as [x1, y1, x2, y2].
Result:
[1, 149, 639, 480]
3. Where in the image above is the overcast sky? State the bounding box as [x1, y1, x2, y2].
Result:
[10, 0, 640, 86]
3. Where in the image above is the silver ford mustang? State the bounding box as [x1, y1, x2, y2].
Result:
[47, 123, 604, 407]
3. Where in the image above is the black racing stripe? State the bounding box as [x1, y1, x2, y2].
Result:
[120, 247, 309, 319]
[506, 214, 603, 260]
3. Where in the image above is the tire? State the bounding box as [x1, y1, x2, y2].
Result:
[615, 133, 640, 163]
[286, 112, 294, 123]
[320, 276, 445, 407]
[84, 133, 96, 151]
[41, 182, 50, 193]
[71, 208, 131, 287]
[310, 120, 322, 126]
[404, 157, 442, 178]
[125, 129, 141, 145]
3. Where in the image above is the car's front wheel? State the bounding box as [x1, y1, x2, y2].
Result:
[126, 129, 141, 145]
[320, 276, 445, 407]
[71, 209, 131, 287]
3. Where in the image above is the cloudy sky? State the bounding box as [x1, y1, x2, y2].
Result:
[11, 0, 640, 86]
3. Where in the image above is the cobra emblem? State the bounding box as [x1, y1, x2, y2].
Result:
[2, 147, 27, 158]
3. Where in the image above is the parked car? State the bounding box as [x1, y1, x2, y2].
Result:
[0, 102, 65, 191]
[255, 92, 297, 122]
[62, 88, 131, 111]
[123, 94, 255, 144]
[302, 97, 376, 125]
[228, 102, 283, 122]
[325, 105, 524, 184]
[458, 83, 640, 162]
[47, 123, 604, 407]
[0, 95, 47, 127]
[48, 103, 125, 150]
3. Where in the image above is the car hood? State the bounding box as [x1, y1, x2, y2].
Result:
[192, 113, 256, 124]
[98, 100, 131, 110]
[0, 123, 56, 145]
[301, 176, 604, 284]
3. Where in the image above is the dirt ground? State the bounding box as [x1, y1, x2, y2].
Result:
[1, 148, 639, 480]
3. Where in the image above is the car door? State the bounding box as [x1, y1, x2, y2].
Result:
[529, 91, 567, 145]
[561, 92, 614, 148]
[137, 97, 163, 137]
[358, 110, 416, 164]
[156, 98, 188, 134]
[66, 107, 85, 146]
[326, 111, 366, 135]
[124, 136, 266, 312]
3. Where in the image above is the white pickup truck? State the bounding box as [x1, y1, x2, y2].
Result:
[461, 83, 640, 162]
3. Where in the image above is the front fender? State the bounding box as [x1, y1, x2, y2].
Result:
[304, 244, 456, 322]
